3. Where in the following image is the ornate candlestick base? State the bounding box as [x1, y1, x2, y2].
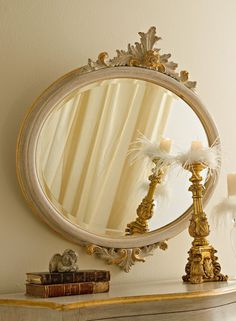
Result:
[125, 160, 164, 235]
[182, 163, 228, 284]
[183, 245, 227, 284]
[125, 197, 154, 235]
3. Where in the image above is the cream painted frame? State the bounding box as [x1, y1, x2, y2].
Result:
[16, 27, 219, 271]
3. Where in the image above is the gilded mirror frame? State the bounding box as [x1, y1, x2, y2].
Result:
[16, 27, 219, 271]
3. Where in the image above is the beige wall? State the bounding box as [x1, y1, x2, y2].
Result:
[1, 0, 236, 293]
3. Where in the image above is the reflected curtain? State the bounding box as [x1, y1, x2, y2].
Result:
[37, 79, 175, 235]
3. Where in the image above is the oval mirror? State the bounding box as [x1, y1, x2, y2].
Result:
[36, 77, 209, 237]
[17, 27, 219, 271]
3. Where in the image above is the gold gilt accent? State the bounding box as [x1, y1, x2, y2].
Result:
[87, 242, 167, 273]
[125, 160, 165, 235]
[3, 280, 236, 310]
[182, 163, 228, 284]
[79, 27, 196, 90]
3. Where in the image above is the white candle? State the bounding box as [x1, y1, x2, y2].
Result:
[191, 140, 203, 151]
[159, 137, 172, 153]
[227, 173, 236, 197]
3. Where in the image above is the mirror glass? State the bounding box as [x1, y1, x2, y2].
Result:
[36, 78, 208, 237]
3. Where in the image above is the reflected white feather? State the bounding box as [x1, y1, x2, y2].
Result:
[211, 197, 236, 229]
[128, 132, 177, 172]
[139, 181, 170, 202]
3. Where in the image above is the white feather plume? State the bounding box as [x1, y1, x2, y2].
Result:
[211, 196, 236, 229]
[177, 139, 221, 181]
[128, 132, 176, 172]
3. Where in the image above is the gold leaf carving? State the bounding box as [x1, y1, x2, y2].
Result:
[86, 242, 167, 273]
[79, 27, 196, 90]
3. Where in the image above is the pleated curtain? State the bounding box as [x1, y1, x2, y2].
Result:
[37, 79, 175, 235]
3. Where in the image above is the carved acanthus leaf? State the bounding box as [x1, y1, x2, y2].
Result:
[78, 27, 196, 90]
[86, 241, 168, 273]
[79, 52, 109, 73]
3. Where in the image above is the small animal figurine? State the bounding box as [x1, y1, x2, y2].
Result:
[49, 249, 79, 273]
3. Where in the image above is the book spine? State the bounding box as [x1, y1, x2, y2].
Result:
[59, 271, 111, 283]
[83, 271, 110, 282]
[33, 271, 110, 284]
[26, 281, 109, 298]
[41, 273, 73, 284]
[27, 271, 110, 284]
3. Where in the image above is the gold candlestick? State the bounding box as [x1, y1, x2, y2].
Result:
[182, 163, 228, 284]
[125, 159, 165, 235]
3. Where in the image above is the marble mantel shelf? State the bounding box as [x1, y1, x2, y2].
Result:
[1, 279, 236, 321]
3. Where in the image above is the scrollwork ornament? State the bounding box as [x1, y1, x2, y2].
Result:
[86, 242, 167, 273]
[79, 27, 196, 90]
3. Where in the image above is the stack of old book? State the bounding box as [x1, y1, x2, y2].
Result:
[26, 270, 110, 298]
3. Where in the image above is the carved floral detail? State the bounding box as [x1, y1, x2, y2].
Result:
[86, 242, 167, 273]
[79, 27, 196, 90]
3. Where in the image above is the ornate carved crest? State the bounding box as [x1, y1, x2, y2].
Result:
[87, 242, 168, 273]
[79, 26, 196, 90]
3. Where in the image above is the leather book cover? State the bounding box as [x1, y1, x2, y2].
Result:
[26, 281, 109, 298]
[26, 270, 110, 284]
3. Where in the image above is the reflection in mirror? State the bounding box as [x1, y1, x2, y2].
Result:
[36, 78, 208, 237]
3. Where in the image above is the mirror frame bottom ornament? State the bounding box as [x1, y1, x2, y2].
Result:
[16, 27, 219, 272]
[86, 242, 168, 273]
